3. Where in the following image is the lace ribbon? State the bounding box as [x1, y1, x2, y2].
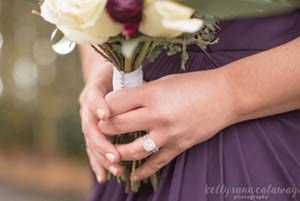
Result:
[113, 66, 144, 90]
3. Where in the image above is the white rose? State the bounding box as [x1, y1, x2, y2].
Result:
[40, 0, 122, 44]
[139, 0, 204, 38]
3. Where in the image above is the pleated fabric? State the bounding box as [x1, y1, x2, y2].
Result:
[91, 10, 300, 201]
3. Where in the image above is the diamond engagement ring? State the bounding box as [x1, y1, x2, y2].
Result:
[143, 134, 159, 154]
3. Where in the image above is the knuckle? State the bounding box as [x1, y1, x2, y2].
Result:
[105, 89, 125, 107]
[153, 107, 176, 128]
[79, 90, 86, 105]
[81, 120, 89, 135]
[104, 91, 114, 103]
[98, 121, 107, 133]
[179, 141, 188, 151]
[92, 139, 111, 156]
[91, 141, 104, 155]
[81, 124, 88, 135]
[173, 140, 187, 152]
[160, 105, 176, 122]
[148, 161, 162, 171]
[86, 90, 96, 106]
[167, 127, 181, 138]
[80, 111, 91, 135]
[129, 146, 142, 160]
[152, 110, 170, 124]
[144, 85, 161, 102]
[154, 159, 168, 169]
[119, 149, 129, 160]
[87, 87, 103, 106]
[97, 83, 107, 96]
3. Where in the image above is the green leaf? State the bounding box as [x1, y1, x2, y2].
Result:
[175, 0, 300, 19]
[147, 46, 162, 62]
[130, 180, 141, 192]
[150, 174, 159, 191]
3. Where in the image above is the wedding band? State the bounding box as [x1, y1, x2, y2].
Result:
[143, 134, 159, 154]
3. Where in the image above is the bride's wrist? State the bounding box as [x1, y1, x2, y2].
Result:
[86, 62, 113, 93]
[218, 64, 257, 126]
[213, 68, 241, 128]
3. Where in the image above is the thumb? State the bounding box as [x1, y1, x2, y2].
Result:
[86, 87, 111, 121]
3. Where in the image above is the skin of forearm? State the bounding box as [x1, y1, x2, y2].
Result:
[220, 38, 300, 123]
[80, 45, 113, 91]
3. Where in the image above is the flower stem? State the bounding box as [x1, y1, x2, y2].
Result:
[124, 58, 133, 72]
[91, 45, 113, 63]
[101, 44, 122, 70]
[133, 41, 151, 70]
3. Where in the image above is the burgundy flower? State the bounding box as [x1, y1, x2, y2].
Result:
[106, 0, 144, 37]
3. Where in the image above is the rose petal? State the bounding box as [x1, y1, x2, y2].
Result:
[162, 18, 203, 33]
[40, 0, 122, 44]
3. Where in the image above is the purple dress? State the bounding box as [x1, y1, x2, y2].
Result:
[91, 11, 300, 201]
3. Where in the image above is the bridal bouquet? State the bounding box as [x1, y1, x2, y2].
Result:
[25, 0, 299, 193]
[31, 0, 218, 192]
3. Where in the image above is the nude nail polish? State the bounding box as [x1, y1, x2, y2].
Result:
[96, 174, 103, 183]
[109, 166, 118, 176]
[96, 108, 105, 120]
[105, 153, 115, 163]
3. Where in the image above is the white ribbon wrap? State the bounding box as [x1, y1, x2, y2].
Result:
[113, 66, 144, 91]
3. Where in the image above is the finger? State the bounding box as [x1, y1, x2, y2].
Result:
[116, 132, 165, 161]
[132, 146, 177, 181]
[86, 148, 107, 183]
[90, 147, 123, 177]
[98, 108, 153, 136]
[105, 87, 145, 116]
[86, 85, 110, 121]
[81, 106, 120, 164]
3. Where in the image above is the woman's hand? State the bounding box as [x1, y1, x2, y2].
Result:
[99, 69, 237, 181]
[79, 62, 124, 183]
[85, 38, 300, 183]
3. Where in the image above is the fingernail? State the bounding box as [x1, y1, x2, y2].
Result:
[96, 174, 103, 183]
[109, 166, 118, 176]
[96, 108, 105, 120]
[105, 153, 115, 163]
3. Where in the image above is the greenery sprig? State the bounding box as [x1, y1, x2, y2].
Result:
[95, 17, 219, 73]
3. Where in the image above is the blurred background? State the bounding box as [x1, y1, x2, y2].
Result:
[0, 0, 92, 200]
